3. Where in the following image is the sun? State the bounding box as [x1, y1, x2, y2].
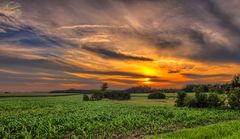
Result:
[140, 66, 159, 76]
[143, 78, 153, 85]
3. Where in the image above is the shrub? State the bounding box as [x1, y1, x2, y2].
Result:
[231, 74, 240, 88]
[175, 92, 187, 107]
[184, 96, 197, 107]
[207, 93, 222, 108]
[209, 86, 224, 94]
[183, 93, 223, 108]
[193, 86, 205, 93]
[195, 92, 208, 108]
[91, 92, 104, 101]
[83, 94, 90, 101]
[105, 91, 131, 100]
[148, 92, 166, 99]
[101, 82, 108, 92]
[124, 86, 153, 93]
[228, 87, 240, 109]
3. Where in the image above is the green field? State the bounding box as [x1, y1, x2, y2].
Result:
[160, 120, 240, 139]
[0, 93, 240, 138]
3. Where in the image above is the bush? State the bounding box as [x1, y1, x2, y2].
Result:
[228, 88, 240, 109]
[209, 86, 224, 94]
[148, 92, 166, 99]
[83, 94, 90, 101]
[105, 91, 131, 100]
[183, 93, 223, 108]
[193, 86, 205, 93]
[184, 96, 197, 107]
[207, 93, 222, 108]
[175, 92, 187, 107]
[91, 92, 104, 101]
[195, 92, 208, 108]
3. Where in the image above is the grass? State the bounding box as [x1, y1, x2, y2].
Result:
[114, 93, 175, 106]
[0, 92, 78, 97]
[154, 120, 240, 139]
[1, 94, 240, 138]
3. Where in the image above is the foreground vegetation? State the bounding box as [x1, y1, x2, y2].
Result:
[161, 120, 240, 139]
[1, 95, 240, 138]
[1, 75, 240, 138]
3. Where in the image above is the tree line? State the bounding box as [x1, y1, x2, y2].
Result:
[176, 74, 240, 109]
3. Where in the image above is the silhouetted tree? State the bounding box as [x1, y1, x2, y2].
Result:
[83, 94, 90, 101]
[101, 82, 108, 92]
[124, 86, 153, 93]
[176, 92, 186, 107]
[231, 74, 240, 88]
[148, 92, 166, 99]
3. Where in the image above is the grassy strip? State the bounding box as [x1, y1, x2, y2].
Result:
[150, 120, 240, 139]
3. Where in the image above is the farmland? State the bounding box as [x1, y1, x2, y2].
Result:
[1, 94, 240, 138]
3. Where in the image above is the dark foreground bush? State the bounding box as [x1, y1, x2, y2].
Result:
[91, 92, 104, 101]
[228, 88, 240, 109]
[175, 92, 186, 107]
[105, 91, 131, 100]
[195, 93, 222, 108]
[207, 93, 222, 108]
[83, 94, 90, 101]
[176, 92, 223, 108]
[195, 92, 208, 108]
[184, 96, 197, 107]
[148, 92, 166, 99]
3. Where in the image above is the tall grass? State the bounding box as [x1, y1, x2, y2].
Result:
[162, 120, 240, 139]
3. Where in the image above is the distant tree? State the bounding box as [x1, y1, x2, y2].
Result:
[91, 92, 104, 101]
[83, 94, 89, 101]
[228, 87, 240, 109]
[193, 86, 205, 93]
[207, 93, 222, 108]
[101, 82, 108, 92]
[176, 92, 187, 107]
[104, 91, 131, 100]
[124, 86, 153, 93]
[148, 92, 166, 99]
[184, 85, 208, 92]
[208, 85, 224, 94]
[184, 96, 197, 107]
[231, 74, 240, 88]
[195, 92, 208, 108]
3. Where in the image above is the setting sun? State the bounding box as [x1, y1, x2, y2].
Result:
[143, 78, 152, 85]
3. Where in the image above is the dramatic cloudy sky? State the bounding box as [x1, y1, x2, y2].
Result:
[0, 0, 240, 91]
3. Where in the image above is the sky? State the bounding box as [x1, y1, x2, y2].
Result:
[0, 0, 240, 92]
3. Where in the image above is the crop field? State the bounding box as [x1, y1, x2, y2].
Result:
[0, 94, 240, 138]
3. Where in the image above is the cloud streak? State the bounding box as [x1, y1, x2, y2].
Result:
[82, 45, 154, 61]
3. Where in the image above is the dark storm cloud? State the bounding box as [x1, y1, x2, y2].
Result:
[168, 70, 181, 74]
[83, 70, 157, 79]
[106, 78, 138, 84]
[82, 45, 154, 61]
[0, 13, 76, 48]
[201, 0, 240, 36]
[137, 32, 183, 49]
[0, 54, 85, 74]
[182, 73, 232, 79]
[0, 71, 100, 85]
[172, 0, 240, 63]
[153, 39, 182, 49]
[184, 29, 240, 63]
[150, 78, 170, 83]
